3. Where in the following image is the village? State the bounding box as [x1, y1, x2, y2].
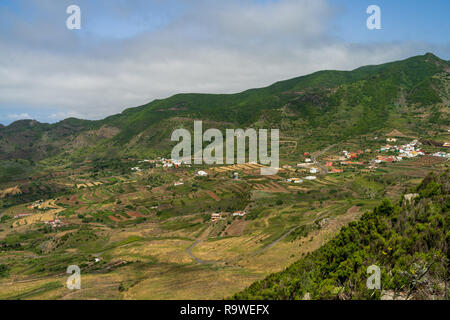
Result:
[112, 133, 450, 225]
[127, 136, 449, 190]
[4, 130, 449, 247]
[0, 130, 448, 301]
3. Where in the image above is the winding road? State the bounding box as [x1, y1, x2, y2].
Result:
[255, 226, 300, 254]
[186, 240, 219, 265]
[311, 144, 337, 174]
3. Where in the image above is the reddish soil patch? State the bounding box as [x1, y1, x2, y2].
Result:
[253, 184, 265, 190]
[267, 182, 288, 193]
[347, 206, 361, 215]
[119, 213, 132, 220]
[253, 182, 288, 193]
[109, 215, 121, 222]
[412, 156, 446, 166]
[266, 175, 282, 180]
[127, 211, 145, 218]
[205, 190, 221, 202]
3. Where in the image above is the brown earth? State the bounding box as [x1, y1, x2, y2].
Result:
[0, 186, 22, 199]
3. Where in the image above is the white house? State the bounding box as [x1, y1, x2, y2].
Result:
[310, 168, 319, 174]
[305, 176, 317, 180]
[211, 213, 222, 221]
[197, 170, 208, 176]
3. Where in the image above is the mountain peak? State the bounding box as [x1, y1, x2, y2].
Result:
[423, 52, 447, 65]
[6, 119, 41, 129]
[424, 52, 438, 59]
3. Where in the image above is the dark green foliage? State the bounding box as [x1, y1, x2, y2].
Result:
[0, 264, 9, 277]
[234, 171, 449, 300]
[407, 78, 442, 106]
[0, 160, 33, 183]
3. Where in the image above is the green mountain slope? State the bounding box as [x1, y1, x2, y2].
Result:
[1, 53, 449, 163]
[233, 171, 449, 300]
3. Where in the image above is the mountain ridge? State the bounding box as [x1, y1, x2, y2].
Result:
[2, 52, 446, 128]
[0, 53, 448, 163]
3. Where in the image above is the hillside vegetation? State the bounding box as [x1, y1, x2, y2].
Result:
[0, 53, 448, 300]
[233, 171, 449, 300]
[0, 53, 448, 164]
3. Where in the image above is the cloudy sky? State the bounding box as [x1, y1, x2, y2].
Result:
[0, 0, 449, 125]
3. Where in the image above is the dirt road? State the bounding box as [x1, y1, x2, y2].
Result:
[311, 144, 337, 174]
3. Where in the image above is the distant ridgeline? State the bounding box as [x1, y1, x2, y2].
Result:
[0, 53, 448, 163]
[233, 171, 449, 300]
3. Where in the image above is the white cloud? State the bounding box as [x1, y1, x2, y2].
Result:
[0, 0, 448, 123]
[7, 113, 31, 119]
[49, 111, 85, 120]
[175, 0, 334, 40]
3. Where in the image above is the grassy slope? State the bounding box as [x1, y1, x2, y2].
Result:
[233, 171, 449, 300]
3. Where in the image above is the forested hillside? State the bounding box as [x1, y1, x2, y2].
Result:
[0, 53, 448, 164]
[234, 171, 449, 300]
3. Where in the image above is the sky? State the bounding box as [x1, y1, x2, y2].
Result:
[0, 0, 449, 125]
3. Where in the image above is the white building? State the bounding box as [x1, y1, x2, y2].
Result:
[211, 213, 223, 221]
[233, 211, 247, 217]
[197, 170, 208, 176]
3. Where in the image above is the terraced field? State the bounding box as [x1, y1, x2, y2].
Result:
[0, 150, 447, 300]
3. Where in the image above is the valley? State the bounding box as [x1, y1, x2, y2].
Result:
[0, 133, 447, 299]
[0, 53, 448, 300]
